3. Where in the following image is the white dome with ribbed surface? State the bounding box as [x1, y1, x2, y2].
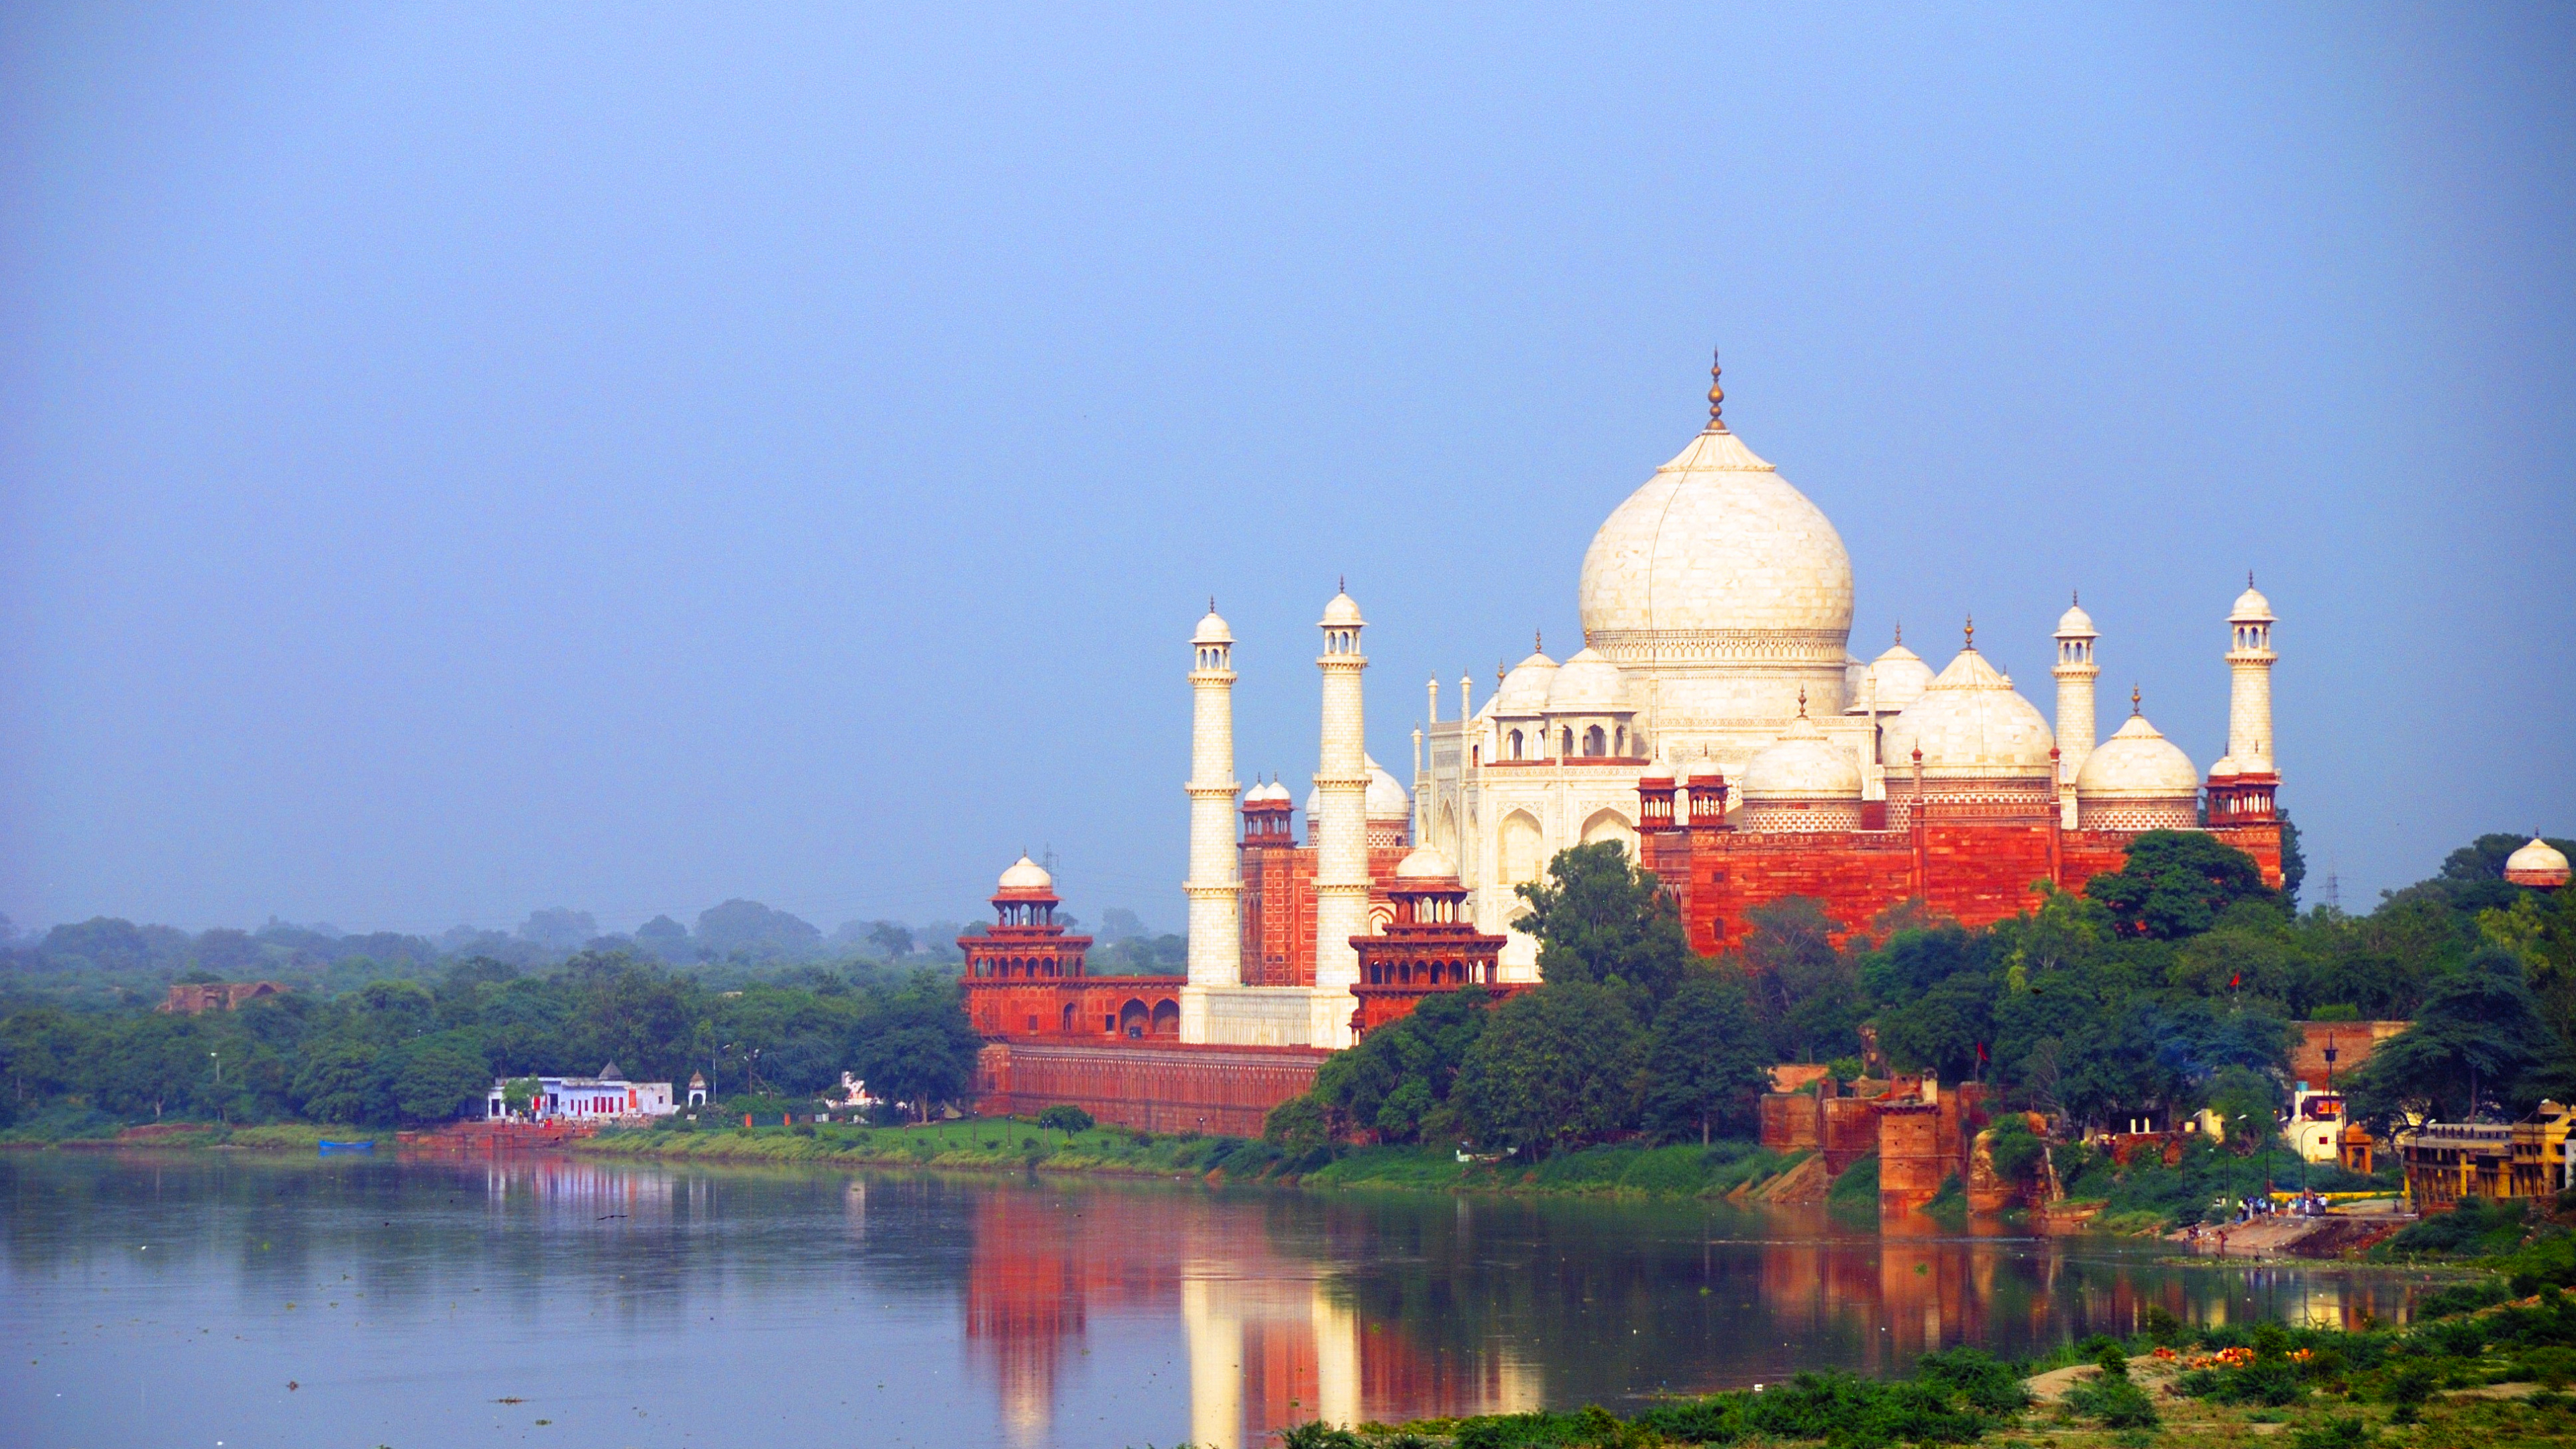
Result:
[1882, 647, 2056, 777]
[2507, 837, 2571, 887]
[1489, 651, 1558, 714]
[1395, 845, 1459, 880]
[1543, 648, 1629, 712]
[1578, 427, 1854, 641]
[997, 855, 1053, 892]
[2074, 713, 2200, 800]
[1741, 713, 1863, 800]
[1854, 639, 1935, 714]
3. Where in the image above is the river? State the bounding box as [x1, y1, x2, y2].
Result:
[0, 1151, 2422, 1448]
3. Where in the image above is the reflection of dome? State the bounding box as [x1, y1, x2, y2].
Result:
[2074, 713, 2200, 799]
[1192, 607, 1232, 644]
[2507, 837, 2572, 888]
[1489, 650, 1558, 714]
[998, 855, 1053, 892]
[1578, 427, 1854, 641]
[1741, 714, 1862, 800]
[1882, 647, 2055, 776]
[1852, 639, 1935, 714]
[1396, 845, 1458, 879]
[1307, 757, 1411, 820]
[1544, 648, 1629, 711]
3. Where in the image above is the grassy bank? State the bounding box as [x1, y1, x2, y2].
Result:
[570, 1120, 1815, 1199]
[1270, 1288, 2576, 1449]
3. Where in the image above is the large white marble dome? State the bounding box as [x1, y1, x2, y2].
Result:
[1575, 416, 1858, 731]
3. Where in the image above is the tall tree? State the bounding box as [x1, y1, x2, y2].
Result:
[1512, 842, 1695, 1002]
[2345, 948, 2560, 1121]
[1639, 975, 1772, 1144]
[1452, 981, 1646, 1157]
[2084, 830, 2277, 940]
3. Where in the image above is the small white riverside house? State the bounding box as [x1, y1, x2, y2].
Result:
[486, 1063, 676, 1122]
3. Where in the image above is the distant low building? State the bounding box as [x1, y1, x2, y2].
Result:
[160, 981, 288, 1014]
[486, 1063, 676, 1122]
[2396, 1102, 2574, 1210]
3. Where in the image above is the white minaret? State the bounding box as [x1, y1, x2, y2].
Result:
[1309, 584, 1369, 1049]
[2052, 594, 2100, 828]
[1179, 602, 1240, 1041]
[2226, 576, 2277, 770]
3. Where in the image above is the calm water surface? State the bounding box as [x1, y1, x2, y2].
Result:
[2, 1152, 2423, 1448]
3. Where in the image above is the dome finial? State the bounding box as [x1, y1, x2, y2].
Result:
[1796, 686, 1809, 718]
[1209, 594, 1216, 613]
[2248, 569, 2255, 588]
[1497, 659, 1507, 685]
[1964, 614, 1976, 651]
[2131, 684, 2142, 716]
[2072, 588, 2080, 606]
[1706, 347, 1727, 432]
[1894, 621, 1903, 645]
[1534, 629, 1543, 654]
[1338, 574, 1346, 594]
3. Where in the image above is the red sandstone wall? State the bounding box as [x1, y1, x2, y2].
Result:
[2288, 1020, 2409, 1086]
[1877, 1102, 1948, 1212]
[1821, 1096, 1882, 1173]
[1240, 843, 1316, 986]
[1652, 814, 2288, 957]
[1760, 1092, 1823, 1154]
[975, 1041, 1328, 1137]
[965, 977, 1182, 1041]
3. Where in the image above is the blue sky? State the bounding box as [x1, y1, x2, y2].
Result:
[3, 5, 2570, 936]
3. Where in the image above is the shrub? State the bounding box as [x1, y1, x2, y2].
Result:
[1034, 1104, 1093, 1134]
[2065, 1373, 2159, 1429]
[2290, 1415, 2373, 1449]
[2417, 1280, 2508, 1319]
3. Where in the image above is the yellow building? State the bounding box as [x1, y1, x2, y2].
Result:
[2396, 1102, 2572, 1210]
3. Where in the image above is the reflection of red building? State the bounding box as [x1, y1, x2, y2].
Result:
[1350, 850, 1517, 1038]
[960, 857, 1181, 1041]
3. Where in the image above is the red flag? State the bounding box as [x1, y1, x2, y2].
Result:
[1976, 1042, 1988, 1062]
[2229, 972, 2242, 989]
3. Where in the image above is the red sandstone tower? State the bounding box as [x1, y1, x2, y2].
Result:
[1348, 847, 1514, 1038]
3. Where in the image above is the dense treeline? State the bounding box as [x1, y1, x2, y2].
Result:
[0, 897, 1182, 1015]
[1270, 830, 2576, 1158]
[0, 952, 983, 1130]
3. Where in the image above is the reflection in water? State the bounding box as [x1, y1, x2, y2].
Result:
[0, 1154, 2418, 1449]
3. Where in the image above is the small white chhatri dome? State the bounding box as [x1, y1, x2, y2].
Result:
[1742, 711, 1864, 801]
[1321, 590, 1365, 628]
[997, 855, 1053, 892]
[1192, 605, 1233, 645]
[1395, 845, 1460, 880]
[2056, 600, 2098, 637]
[1306, 755, 1411, 822]
[1544, 647, 1630, 712]
[1741, 696, 1863, 831]
[1854, 633, 1935, 714]
[2507, 837, 2572, 888]
[2076, 714, 2198, 796]
[1489, 647, 1559, 714]
[2231, 583, 2275, 623]
[1882, 629, 2056, 777]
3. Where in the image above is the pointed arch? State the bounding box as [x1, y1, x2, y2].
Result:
[1499, 810, 1544, 887]
[1580, 807, 1636, 857]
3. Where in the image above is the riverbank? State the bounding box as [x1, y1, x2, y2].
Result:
[561, 1119, 1838, 1200]
[1330, 1289, 2576, 1449]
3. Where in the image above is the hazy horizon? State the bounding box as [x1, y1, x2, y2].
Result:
[5, 6, 2571, 938]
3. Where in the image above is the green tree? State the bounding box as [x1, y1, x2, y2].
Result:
[1034, 1104, 1093, 1135]
[1452, 982, 1646, 1157]
[1512, 842, 1695, 1001]
[389, 1034, 490, 1123]
[2345, 948, 2560, 1120]
[1738, 898, 1862, 1061]
[2084, 830, 2277, 940]
[291, 1039, 387, 1123]
[1639, 975, 1772, 1144]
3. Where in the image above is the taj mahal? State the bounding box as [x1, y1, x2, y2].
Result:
[963, 354, 2285, 1126]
